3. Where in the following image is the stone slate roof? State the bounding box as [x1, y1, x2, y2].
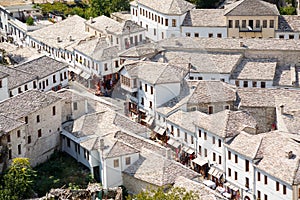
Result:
[0, 71, 8, 79]
[74, 37, 120, 61]
[153, 51, 242, 74]
[123, 149, 199, 186]
[231, 59, 277, 80]
[136, 0, 195, 15]
[0, 114, 24, 135]
[187, 81, 237, 104]
[278, 15, 300, 32]
[106, 141, 139, 158]
[182, 10, 226, 27]
[123, 61, 185, 85]
[28, 15, 91, 49]
[167, 110, 208, 133]
[72, 111, 149, 138]
[194, 110, 257, 138]
[114, 131, 168, 157]
[174, 176, 226, 200]
[0, 65, 37, 90]
[254, 131, 300, 185]
[224, 0, 279, 16]
[15, 56, 68, 79]
[0, 90, 61, 120]
[119, 43, 165, 58]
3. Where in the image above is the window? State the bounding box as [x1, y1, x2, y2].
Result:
[8, 149, 12, 159]
[208, 106, 213, 114]
[243, 81, 248, 87]
[145, 84, 147, 92]
[37, 115, 40, 123]
[256, 20, 260, 28]
[276, 181, 280, 191]
[7, 134, 11, 142]
[38, 129, 42, 138]
[218, 139, 221, 147]
[224, 105, 230, 110]
[204, 148, 207, 157]
[234, 171, 238, 180]
[60, 73, 63, 81]
[104, 63, 108, 71]
[228, 20, 233, 28]
[17, 130, 21, 138]
[113, 159, 119, 168]
[18, 144, 21, 155]
[162, 32, 164, 39]
[289, 34, 294, 39]
[228, 168, 231, 176]
[261, 81, 266, 88]
[141, 97, 144, 105]
[219, 155, 222, 164]
[18, 87, 22, 94]
[73, 102, 78, 110]
[149, 101, 152, 109]
[177, 128, 180, 137]
[228, 151, 231, 160]
[165, 19, 168, 26]
[264, 194, 268, 200]
[67, 138, 70, 147]
[235, 80, 239, 87]
[204, 132, 207, 140]
[194, 33, 199, 37]
[199, 145, 202, 156]
[52, 106, 56, 116]
[235, 20, 239, 28]
[257, 191, 261, 199]
[283, 185, 286, 195]
[258, 171, 261, 181]
[213, 153, 216, 161]
[46, 79, 49, 86]
[264, 175, 268, 184]
[28, 136, 31, 144]
[53, 75, 56, 83]
[154, 28, 156, 36]
[158, 16, 160, 23]
[270, 20, 274, 28]
[235, 154, 238, 163]
[252, 81, 257, 87]
[191, 135, 194, 144]
[198, 130, 201, 137]
[208, 33, 213, 38]
[263, 20, 267, 28]
[217, 33, 222, 38]
[25, 116, 28, 124]
[115, 60, 119, 68]
[242, 20, 246, 28]
[126, 157, 131, 165]
[184, 132, 187, 142]
[212, 136, 215, 144]
[151, 86, 153, 94]
[24, 84, 28, 91]
[172, 19, 176, 27]
[279, 35, 284, 39]
[245, 177, 249, 188]
[0, 80, 2, 88]
[186, 32, 191, 37]
[245, 160, 249, 172]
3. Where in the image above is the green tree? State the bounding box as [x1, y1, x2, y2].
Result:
[0, 158, 36, 200]
[188, 0, 219, 8]
[280, 6, 296, 15]
[26, 16, 34, 26]
[127, 187, 200, 200]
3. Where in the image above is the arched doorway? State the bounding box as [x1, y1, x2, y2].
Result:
[244, 196, 250, 200]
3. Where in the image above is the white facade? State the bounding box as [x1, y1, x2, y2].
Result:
[38, 70, 68, 92]
[0, 77, 9, 101]
[188, 72, 231, 83]
[276, 32, 300, 40]
[181, 27, 227, 38]
[9, 80, 36, 98]
[230, 79, 273, 88]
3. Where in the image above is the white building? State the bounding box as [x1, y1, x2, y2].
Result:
[130, 0, 195, 41]
[0, 71, 9, 101]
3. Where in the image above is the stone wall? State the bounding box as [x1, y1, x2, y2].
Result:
[122, 173, 159, 194]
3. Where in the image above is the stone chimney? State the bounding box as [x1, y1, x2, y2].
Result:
[90, 17, 94, 23]
[57, 36, 61, 43]
[240, 42, 244, 47]
[280, 105, 284, 115]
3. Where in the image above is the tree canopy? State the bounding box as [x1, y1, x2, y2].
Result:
[187, 0, 220, 8]
[126, 187, 200, 200]
[0, 158, 36, 200]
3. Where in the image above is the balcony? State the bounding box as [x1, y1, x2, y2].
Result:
[239, 26, 262, 32]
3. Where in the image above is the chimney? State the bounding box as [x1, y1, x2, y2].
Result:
[90, 17, 93, 23]
[280, 105, 284, 115]
[240, 42, 244, 47]
[287, 151, 293, 159]
[69, 35, 73, 42]
[57, 36, 61, 43]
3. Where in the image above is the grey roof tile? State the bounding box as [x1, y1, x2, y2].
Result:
[183, 9, 226, 27]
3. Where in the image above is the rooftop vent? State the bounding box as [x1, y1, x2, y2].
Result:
[240, 42, 244, 47]
[57, 36, 62, 43]
[286, 151, 294, 159]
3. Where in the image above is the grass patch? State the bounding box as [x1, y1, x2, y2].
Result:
[33, 151, 95, 197]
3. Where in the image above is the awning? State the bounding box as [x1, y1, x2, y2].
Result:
[80, 71, 91, 79]
[153, 126, 166, 136]
[192, 157, 208, 166]
[68, 67, 82, 75]
[142, 115, 154, 125]
[182, 146, 194, 154]
[224, 182, 239, 192]
[203, 180, 216, 188]
[167, 138, 181, 148]
[209, 166, 223, 179]
[208, 167, 215, 175]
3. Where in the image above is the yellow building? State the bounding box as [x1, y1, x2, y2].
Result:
[225, 0, 279, 38]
